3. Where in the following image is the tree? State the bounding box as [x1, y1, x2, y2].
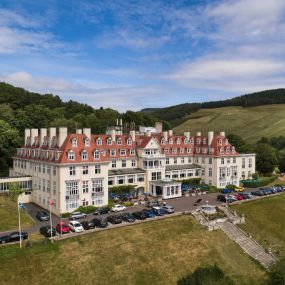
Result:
[227, 134, 254, 153]
[8, 182, 22, 202]
[255, 143, 278, 175]
[177, 264, 235, 285]
[267, 259, 285, 285]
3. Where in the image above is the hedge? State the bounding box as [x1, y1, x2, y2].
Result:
[179, 178, 201, 186]
[75, 205, 97, 214]
[242, 176, 277, 188]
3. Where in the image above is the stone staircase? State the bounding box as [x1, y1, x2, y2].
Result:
[191, 210, 208, 225]
[221, 221, 277, 268]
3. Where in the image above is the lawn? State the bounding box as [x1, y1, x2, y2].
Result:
[0, 215, 266, 285]
[232, 193, 285, 258]
[0, 195, 34, 232]
[174, 105, 285, 143]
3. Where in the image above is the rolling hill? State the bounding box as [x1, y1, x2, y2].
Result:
[174, 105, 285, 143]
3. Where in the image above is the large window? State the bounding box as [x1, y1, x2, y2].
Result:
[151, 172, 161, 181]
[127, 175, 135, 183]
[112, 160, 116, 168]
[166, 158, 169, 165]
[120, 149, 126, 156]
[94, 150, 100, 159]
[82, 165, 88, 175]
[68, 151, 74, 160]
[117, 176, 125, 184]
[95, 164, 101, 174]
[82, 180, 89, 193]
[81, 150, 88, 160]
[242, 158, 246, 168]
[92, 179, 104, 193]
[122, 160, 126, 167]
[108, 177, 115, 186]
[66, 180, 79, 196]
[137, 174, 144, 182]
[208, 168, 212, 177]
[69, 166, 76, 176]
[131, 160, 136, 167]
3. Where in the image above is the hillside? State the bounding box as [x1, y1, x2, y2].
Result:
[174, 105, 285, 143]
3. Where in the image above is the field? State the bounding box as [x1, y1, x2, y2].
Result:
[174, 104, 285, 143]
[0, 215, 265, 285]
[232, 193, 285, 258]
[0, 196, 34, 232]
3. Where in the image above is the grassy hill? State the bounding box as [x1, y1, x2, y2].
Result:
[0, 215, 265, 285]
[174, 105, 285, 143]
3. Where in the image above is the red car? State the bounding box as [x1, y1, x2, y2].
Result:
[234, 194, 244, 201]
[56, 222, 70, 234]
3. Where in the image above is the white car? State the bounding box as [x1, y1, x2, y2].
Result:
[68, 221, 84, 233]
[111, 204, 127, 212]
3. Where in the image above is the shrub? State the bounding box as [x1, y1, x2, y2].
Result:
[75, 205, 97, 214]
[242, 176, 277, 188]
[123, 201, 134, 207]
[180, 178, 201, 186]
[61, 212, 70, 218]
[108, 201, 114, 208]
[226, 184, 236, 191]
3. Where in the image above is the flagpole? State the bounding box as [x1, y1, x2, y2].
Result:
[18, 198, 22, 249]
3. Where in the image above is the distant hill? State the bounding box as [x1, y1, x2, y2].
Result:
[174, 105, 285, 143]
[141, 89, 285, 126]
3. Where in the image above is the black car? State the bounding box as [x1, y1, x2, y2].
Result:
[132, 211, 147, 220]
[93, 207, 110, 215]
[151, 207, 165, 216]
[39, 226, 57, 237]
[36, 210, 50, 221]
[217, 194, 227, 202]
[251, 190, 263, 196]
[92, 217, 108, 228]
[81, 220, 96, 230]
[107, 215, 122, 224]
[0, 232, 28, 244]
[120, 212, 136, 223]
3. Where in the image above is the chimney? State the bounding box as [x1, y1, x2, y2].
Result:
[31, 128, 38, 146]
[184, 131, 190, 141]
[40, 128, 47, 146]
[146, 130, 152, 137]
[120, 119, 123, 126]
[49, 127, 56, 147]
[83, 128, 91, 140]
[111, 129, 116, 141]
[168, 129, 173, 137]
[155, 122, 162, 133]
[116, 118, 119, 125]
[208, 131, 214, 146]
[76, 129, 82, 134]
[220, 131, 225, 137]
[24, 129, 31, 146]
[196, 131, 201, 136]
[130, 130, 136, 141]
[163, 131, 168, 141]
[59, 127, 68, 147]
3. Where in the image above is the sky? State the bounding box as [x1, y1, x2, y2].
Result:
[0, 0, 285, 111]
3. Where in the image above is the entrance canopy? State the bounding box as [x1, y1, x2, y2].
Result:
[150, 178, 182, 199]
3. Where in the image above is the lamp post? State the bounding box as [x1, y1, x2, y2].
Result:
[17, 197, 22, 249]
[49, 199, 54, 243]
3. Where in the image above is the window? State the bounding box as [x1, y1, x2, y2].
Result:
[190, 138, 194, 144]
[127, 138, 132, 145]
[69, 166, 76, 176]
[81, 150, 88, 160]
[151, 172, 161, 181]
[122, 160, 126, 167]
[242, 158, 246, 168]
[227, 158, 231, 164]
[97, 138, 102, 145]
[187, 148, 192, 154]
[120, 149, 126, 156]
[221, 158, 224, 165]
[94, 150, 100, 159]
[226, 147, 230, 154]
[112, 160, 116, 168]
[47, 181, 50, 193]
[82, 181, 89, 193]
[117, 176, 125, 184]
[196, 138, 201, 145]
[172, 148, 177, 154]
[53, 181, 56, 195]
[201, 169, 205, 176]
[177, 138, 181, 144]
[233, 157, 236, 164]
[108, 177, 115, 186]
[161, 138, 165, 145]
[128, 175, 135, 183]
[218, 139, 222, 144]
[209, 168, 212, 176]
[137, 174, 144, 182]
[84, 138, 90, 147]
[203, 138, 207, 145]
[166, 158, 169, 165]
[232, 146, 236, 153]
[202, 157, 205, 164]
[249, 158, 252, 168]
[72, 138, 77, 148]
[68, 151, 74, 160]
[117, 138, 122, 145]
[42, 179, 46, 191]
[172, 171, 179, 179]
[180, 148, 184, 154]
[110, 149, 116, 156]
[209, 157, 212, 164]
[92, 179, 103, 193]
[188, 157, 192, 163]
[95, 164, 101, 174]
[107, 137, 112, 145]
[169, 138, 173, 144]
[130, 149, 135, 155]
[220, 147, 224, 154]
[66, 180, 79, 196]
[42, 165, 45, 173]
[131, 160, 136, 167]
[174, 157, 177, 164]
[53, 166, 57, 176]
[47, 166, 51, 174]
[82, 165, 88, 175]
[181, 157, 185, 164]
[227, 167, 231, 177]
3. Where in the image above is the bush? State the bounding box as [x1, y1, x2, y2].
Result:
[207, 186, 219, 193]
[267, 259, 285, 285]
[75, 205, 97, 214]
[123, 201, 134, 207]
[108, 201, 114, 208]
[177, 264, 235, 285]
[61, 212, 70, 218]
[226, 184, 236, 191]
[242, 176, 277, 188]
[180, 178, 201, 186]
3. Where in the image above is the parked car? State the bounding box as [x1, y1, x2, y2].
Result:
[235, 186, 244, 192]
[111, 204, 127, 212]
[162, 205, 175, 214]
[142, 209, 156, 218]
[69, 211, 87, 220]
[56, 222, 70, 234]
[239, 192, 253, 199]
[146, 200, 160, 208]
[36, 210, 50, 221]
[152, 206, 165, 216]
[132, 211, 147, 220]
[92, 217, 108, 228]
[69, 221, 84, 233]
[251, 190, 263, 196]
[120, 212, 136, 223]
[217, 194, 227, 202]
[0, 232, 28, 244]
[107, 215, 122, 224]
[227, 195, 238, 202]
[81, 220, 95, 230]
[18, 202, 25, 209]
[221, 188, 232, 194]
[234, 194, 244, 200]
[39, 226, 57, 237]
[93, 207, 110, 215]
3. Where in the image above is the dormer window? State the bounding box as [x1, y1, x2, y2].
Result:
[97, 138, 102, 145]
[72, 138, 77, 148]
[127, 138, 132, 145]
[161, 138, 165, 145]
[93, 149, 100, 159]
[196, 147, 201, 153]
[226, 147, 230, 154]
[180, 148, 184, 154]
[120, 149, 126, 156]
[110, 149, 116, 156]
[164, 148, 169, 154]
[190, 138, 194, 144]
[177, 138, 181, 144]
[203, 138, 207, 145]
[218, 139, 222, 145]
[187, 148, 192, 153]
[169, 138, 173, 144]
[184, 139, 188, 144]
[172, 148, 177, 154]
[68, 150, 74, 160]
[107, 137, 112, 145]
[81, 150, 88, 160]
[117, 138, 122, 145]
[220, 147, 224, 154]
[130, 149, 135, 155]
[196, 138, 201, 145]
[84, 138, 90, 147]
[232, 146, 236, 153]
[102, 150, 106, 156]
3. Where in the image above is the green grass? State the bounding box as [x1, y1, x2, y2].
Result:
[0, 215, 265, 285]
[174, 105, 285, 143]
[232, 193, 285, 258]
[0, 196, 34, 231]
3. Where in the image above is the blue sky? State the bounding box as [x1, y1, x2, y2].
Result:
[0, 0, 285, 111]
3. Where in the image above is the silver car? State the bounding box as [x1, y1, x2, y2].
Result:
[69, 211, 87, 220]
[162, 205, 175, 214]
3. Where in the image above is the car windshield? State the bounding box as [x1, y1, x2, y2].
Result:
[74, 224, 81, 227]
